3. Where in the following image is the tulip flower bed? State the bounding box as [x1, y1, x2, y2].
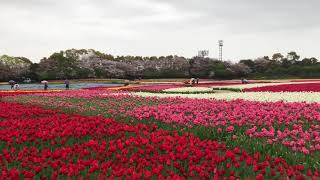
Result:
[123, 85, 183, 92]
[5, 92, 185, 117]
[134, 91, 320, 103]
[3, 102, 318, 179]
[290, 79, 320, 82]
[161, 83, 278, 93]
[82, 85, 124, 90]
[213, 81, 320, 92]
[163, 87, 214, 93]
[2, 89, 320, 178]
[121, 83, 242, 93]
[127, 98, 320, 154]
[245, 83, 320, 92]
[0, 90, 63, 98]
[4, 92, 320, 171]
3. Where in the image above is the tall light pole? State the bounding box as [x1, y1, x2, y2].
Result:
[218, 40, 223, 61]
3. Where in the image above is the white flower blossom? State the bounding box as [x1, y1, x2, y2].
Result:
[133, 91, 320, 103]
[163, 87, 213, 92]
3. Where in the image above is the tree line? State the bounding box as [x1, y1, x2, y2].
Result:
[0, 49, 319, 81]
[240, 51, 319, 79]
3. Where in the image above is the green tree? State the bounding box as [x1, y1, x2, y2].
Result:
[239, 59, 254, 69]
[287, 51, 300, 64]
[272, 53, 284, 62]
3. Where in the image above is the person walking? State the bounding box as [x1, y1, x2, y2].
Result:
[241, 78, 249, 84]
[64, 79, 70, 89]
[9, 80, 15, 89]
[41, 80, 49, 90]
[44, 82, 48, 90]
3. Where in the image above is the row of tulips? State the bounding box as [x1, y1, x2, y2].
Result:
[244, 83, 320, 92]
[133, 91, 320, 103]
[5, 88, 320, 103]
[27, 90, 127, 99]
[163, 87, 214, 93]
[123, 85, 183, 92]
[0, 101, 319, 179]
[0, 91, 62, 98]
[161, 83, 283, 93]
[210, 81, 320, 91]
[122, 83, 242, 93]
[127, 97, 320, 155]
[161, 81, 320, 93]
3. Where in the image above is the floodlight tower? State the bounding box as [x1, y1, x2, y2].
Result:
[218, 40, 223, 61]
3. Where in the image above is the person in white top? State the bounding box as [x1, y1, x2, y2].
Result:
[190, 78, 195, 84]
[13, 83, 20, 90]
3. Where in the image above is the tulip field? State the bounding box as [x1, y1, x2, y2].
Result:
[0, 80, 320, 179]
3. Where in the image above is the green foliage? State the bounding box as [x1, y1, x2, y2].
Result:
[0, 55, 32, 81]
[76, 68, 94, 78]
[1, 49, 320, 81]
[93, 68, 105, 78]
[239, 59, 255, 68]
[215, 68, 234, 79]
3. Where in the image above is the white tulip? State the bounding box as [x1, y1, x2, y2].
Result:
[133, 91, 320, 103]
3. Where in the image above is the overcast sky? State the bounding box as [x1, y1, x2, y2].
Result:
[0, 0, 320, 62]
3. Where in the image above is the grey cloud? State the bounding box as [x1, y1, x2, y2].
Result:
[0, 0, 319, 61]
[159, 0, 320, 33]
